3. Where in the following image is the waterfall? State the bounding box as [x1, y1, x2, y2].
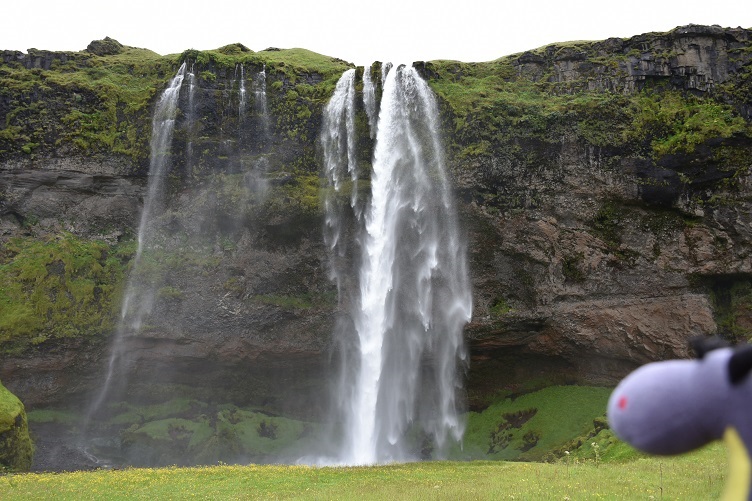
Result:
[321, 68, 359, 224]
[186, 64, 197, 171]
[321, 65, 472, 465]
[254, 64, 270, 142]
[86, 62, 187, 422]
[362, 66, 377, 139]
[237, 63, 247, 119]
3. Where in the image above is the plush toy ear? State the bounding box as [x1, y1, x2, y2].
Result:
[690, 336, 729, 359]
[728, 344, 752, 385]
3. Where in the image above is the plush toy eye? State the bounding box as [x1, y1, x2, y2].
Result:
[618, 396, 628, 410]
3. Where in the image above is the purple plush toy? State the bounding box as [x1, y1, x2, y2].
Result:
[608, 338, 752, 500]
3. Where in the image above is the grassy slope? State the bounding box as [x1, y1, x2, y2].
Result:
[457, 386, 612, 461]
[0, 443, 727, 499]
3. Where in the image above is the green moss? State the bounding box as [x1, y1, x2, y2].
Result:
[157, 285, 183, 300]
[199, 70, 216, 82]
[702, 275, 752, 343]
[425, 49, 752, 189]
[591, 201, 623, 251]
[0, 382, 33, 471]
[566, 427, 645, 463]
[111, 400, 315, 465]
[0, 45, 176, 160]
[562, 253, 586, 282]
[0, 233, 130, 354]
[262, 172, 323, 224]
[626, 91, 748, 158]
[0, 43, 349, 162]
[489, 297, 513, 317]
[108, 398, 205, 426]
[25, 408, 79, 426]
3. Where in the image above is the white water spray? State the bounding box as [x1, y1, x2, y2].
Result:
[362, 66, 377, 139]
[186, 64, 197, 171]
[238, 64, 247, 118]
[254, 64, 270, 141]
[87, 62, 187, 420]
[322, 65, 472, 465]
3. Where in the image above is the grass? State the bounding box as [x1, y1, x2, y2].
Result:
[0, 42, 350, 161]
[0, 443, 727, 499]
[456, 386, 613, 461]
[0, 46, 175, 159]
[425, 49, 752, 169]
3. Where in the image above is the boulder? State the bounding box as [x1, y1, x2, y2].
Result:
[0, 382, 33, 471]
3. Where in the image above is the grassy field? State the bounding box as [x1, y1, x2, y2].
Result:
[0, 442, 727, 500]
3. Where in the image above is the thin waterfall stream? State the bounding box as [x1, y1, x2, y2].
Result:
[86, 62, 187, 424]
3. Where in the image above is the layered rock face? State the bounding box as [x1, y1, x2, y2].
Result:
[0, 25, 750, 419]
[431, 25, 752, 399]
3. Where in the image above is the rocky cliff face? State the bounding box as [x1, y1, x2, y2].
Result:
[426, 25, 752, 401]
[0, 26, 750, 423]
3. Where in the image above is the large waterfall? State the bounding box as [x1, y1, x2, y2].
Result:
[322, 64, 472, 465]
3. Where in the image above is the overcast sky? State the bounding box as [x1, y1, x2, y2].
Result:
[2, 1, 749, 65]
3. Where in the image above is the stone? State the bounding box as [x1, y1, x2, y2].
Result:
[0, 382, 33, 471]
[85, 37, 123, 56]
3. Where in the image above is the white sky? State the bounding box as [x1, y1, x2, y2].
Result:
[2, 0, 750, 65]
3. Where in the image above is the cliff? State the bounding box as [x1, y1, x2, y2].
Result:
[0, 25, 750, 462]
[424, 24, 752, 399]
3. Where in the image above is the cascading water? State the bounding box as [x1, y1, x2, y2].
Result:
[362, 66, 377, 139]
[86, 62, 187, 422]
[186, 64, 197, 172]
[254, 64, 270, 142]
[237, 63, 247, 119]
[322, 64, 472, 465]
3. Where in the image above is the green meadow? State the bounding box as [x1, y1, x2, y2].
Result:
[0, 443, 727, 500]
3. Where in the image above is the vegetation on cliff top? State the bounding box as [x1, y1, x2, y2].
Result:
[0, 46, 174, 160]
[424, 28, 752, 213]
[0, 40, 351, 163]
[426, 57, 750, 161]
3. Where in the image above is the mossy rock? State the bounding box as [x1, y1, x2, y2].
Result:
[0, 382, 33, 471]
[85, 37, 124, 56]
